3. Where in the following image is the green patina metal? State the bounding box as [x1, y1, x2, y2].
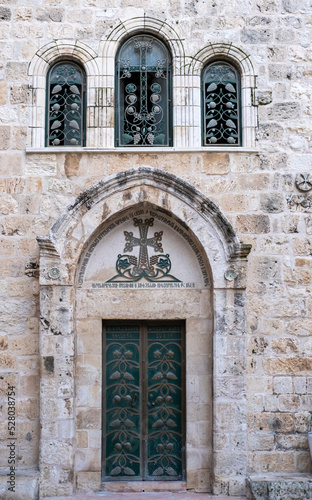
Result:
[147, 325, 183, 479]
[202, 62, 241, 146]
[104, 325, 141, 478]
[46, 61, 86, 147]
[116, 35, 172, 147]
[103, 323, 185, 481]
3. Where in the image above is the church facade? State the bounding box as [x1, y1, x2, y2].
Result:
[0, 1, 312, 498]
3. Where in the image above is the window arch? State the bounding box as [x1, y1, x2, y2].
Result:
[202, 61, 241, 146]
[116, 34, 172, 147]
[46, 61, 86, 147]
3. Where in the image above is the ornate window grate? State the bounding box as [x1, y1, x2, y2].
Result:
[116, 35, 172, 147]
[46, 62, 86, 147]
[203, 62, 241, 146]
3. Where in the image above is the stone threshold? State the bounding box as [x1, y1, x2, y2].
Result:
[100, 481, 187, 492]
[247, 473, 312, 500]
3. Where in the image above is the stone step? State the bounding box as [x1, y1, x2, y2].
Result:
[247, 473, 312, 500]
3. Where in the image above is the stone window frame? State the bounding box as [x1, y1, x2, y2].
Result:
[99, 17, 185, 149]
[188, 43, 257, 149]
[28, 40, 100, 148]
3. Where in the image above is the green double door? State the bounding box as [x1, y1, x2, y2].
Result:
[102, 322, 185, 481]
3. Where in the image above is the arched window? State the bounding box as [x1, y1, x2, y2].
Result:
[202, 62, 241, 146]
[46, 61, 86, 146]
[116, 35, 172, 147]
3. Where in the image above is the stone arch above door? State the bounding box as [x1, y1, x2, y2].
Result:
[37, 167, 251, 497]
[38, 166, 250, 285]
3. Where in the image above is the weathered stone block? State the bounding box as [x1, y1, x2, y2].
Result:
[272, 338, 299, 354]
[0, 7, 11, 20]
[6, 62, 28, 81]
[202, 152, 229, 174]
[247, 475, 312, 500]
[264, 358, 312, 375]
[268, 102, 301, 120]
[256, 90, 273, 105]
[269, 64, 293, 80]
[247, 412, 294, 433]
[0, 82, 8, 105]
[76, 471, 101, 493]
[241, 28, 273, 43]
[76, 408, 101, 430]
[258, 123, 284, 141]
[260, 193, 284, 212]
[0, 125, 10, 149]
[0, 475, 38, 500]
[35, 8, 64, 22]
[267, 45, 287, 61]
[236, 215, 270, 234]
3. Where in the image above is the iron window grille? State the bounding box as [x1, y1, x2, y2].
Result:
[116, 35, 172, 147]
[202, 62, 241, 146]
[46, 61, 86, 147]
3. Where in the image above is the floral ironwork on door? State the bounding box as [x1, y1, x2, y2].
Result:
[103, 323, 184, 481]
[104, 325, 141, 478]
[147, 325, 183, 478]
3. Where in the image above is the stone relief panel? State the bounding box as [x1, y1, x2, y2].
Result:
[79, 207, 210, 289]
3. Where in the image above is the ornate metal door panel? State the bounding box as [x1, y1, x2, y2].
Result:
[146, 325, 183, 479]
[103, 322, 185, 481]
[104, 325, 141, 478]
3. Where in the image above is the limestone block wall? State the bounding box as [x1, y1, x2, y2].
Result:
[0, 0, 311, 497]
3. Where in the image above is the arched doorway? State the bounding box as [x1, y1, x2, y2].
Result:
[37, 167, 250, 496]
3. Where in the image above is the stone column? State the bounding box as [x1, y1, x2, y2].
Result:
[37, 238, 75, 497]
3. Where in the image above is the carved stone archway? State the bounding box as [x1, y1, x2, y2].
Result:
[37, 167, 250, 497]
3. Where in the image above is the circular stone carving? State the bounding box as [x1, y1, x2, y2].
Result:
[295, 173, 312, 192]
[48, 267, 60, 280]
[224, 269, 237, 281]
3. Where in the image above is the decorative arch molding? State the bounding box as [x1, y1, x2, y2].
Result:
[28, 40, 101, 148]
[187, 42, 255, 78]
[37, 167, 250, 497]
[39, 166, 250, 271]
[28, 39, 98, 78]
[100, 16, 185, 72]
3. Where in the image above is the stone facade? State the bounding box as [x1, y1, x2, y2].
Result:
[0, 1, 312, 499]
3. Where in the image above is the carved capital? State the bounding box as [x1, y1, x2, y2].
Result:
[36, 236, 59, 257]
[230, 243, 252, 260]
